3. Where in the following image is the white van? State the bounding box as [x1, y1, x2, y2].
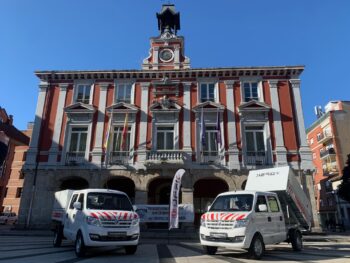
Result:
[52, 189, 140, 257]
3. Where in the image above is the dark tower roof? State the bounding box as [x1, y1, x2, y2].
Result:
[156, 4, 180, 35]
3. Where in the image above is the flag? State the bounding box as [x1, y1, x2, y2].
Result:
[169, 169, 186, 230]
[104, 111, 113, 150]
[216, 110, 222, 146]
[120, 113, 129, 150]
[200, 108, 206, 148]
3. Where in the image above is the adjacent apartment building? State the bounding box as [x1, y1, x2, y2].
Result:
[0, 107, 30, 213]
[306, 101, 350, 229]
[18, 4, 316, 228]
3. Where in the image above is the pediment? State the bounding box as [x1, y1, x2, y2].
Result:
[106, 102, 139, 114]
[238, 100, 271, 112]
[192, 101, 225, 113]
[64, 102, 96, 113]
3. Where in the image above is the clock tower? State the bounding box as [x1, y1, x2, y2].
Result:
[142, 4, 190, 70]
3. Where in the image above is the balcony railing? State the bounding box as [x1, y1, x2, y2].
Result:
[320, 148, 336, 159]
[109, 151, 130, 165]
[201, 151, 221, 164]
[322, 162, 339, 176]
[146, 150, 184, 162]
[317, 131, 333, 143]
[245, 151, 269, 166]
[65, 152, 86, 165]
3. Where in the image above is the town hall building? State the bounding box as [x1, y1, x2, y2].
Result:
[18, 4, 317, 228]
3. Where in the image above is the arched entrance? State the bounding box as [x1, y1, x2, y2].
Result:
[104, 177, 135, 203]
[148, 178, 180, 204]
[193, 178, 229, 226]
[60, 177, 89, 190]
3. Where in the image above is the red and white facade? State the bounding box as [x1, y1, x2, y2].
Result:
[19, 5, 316, 228]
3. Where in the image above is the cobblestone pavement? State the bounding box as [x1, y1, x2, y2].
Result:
[0, 234, 350, 263]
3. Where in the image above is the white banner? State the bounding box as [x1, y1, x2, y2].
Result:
[169, 169, 186, 229]
[135, 204, 194, 223]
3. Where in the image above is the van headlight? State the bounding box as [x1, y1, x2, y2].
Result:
[131, 218, 139, 226]
[86, 216, 101, 227]
[233, 219, 249, 228]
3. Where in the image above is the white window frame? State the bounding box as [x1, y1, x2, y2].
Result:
[240, 77, 263, 103]
[242, 81, 260, 102]
[198, 80, 219, 103]
[203, 126, 219, 156]
[62, 123, 92, 164]
[73, 82, 94, 104]
[111, 126, 132, 152]
[244, 125, 266, 155]
[114, 80, 135, 104]
[155, 125, 175, 150]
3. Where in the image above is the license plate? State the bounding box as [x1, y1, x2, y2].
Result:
[108, 232, 126, 237]
[210, 232, 227, 238]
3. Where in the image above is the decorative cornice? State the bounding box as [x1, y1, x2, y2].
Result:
[289, 79, 301, 89]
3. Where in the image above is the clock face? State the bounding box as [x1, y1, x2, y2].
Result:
[159, 49, 174, 62]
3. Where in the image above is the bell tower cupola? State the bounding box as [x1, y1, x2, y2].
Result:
[142, 4, 190, 70]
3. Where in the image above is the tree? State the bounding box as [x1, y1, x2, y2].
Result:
[337, 154, 350, 202]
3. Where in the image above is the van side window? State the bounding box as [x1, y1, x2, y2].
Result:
[78, 194, 85, 210]
[69, 194, 78, 209]
[255, 195, 267, 212]
[267, 196, 280, 212]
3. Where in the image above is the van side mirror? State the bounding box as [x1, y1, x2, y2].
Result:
[207, 205, 211, 211]
[73, 202, 82, 210]
[258, 204, 268, 212]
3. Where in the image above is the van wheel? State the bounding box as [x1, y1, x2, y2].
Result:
[125, 245, 137, 255]
[203, 245, 217, 255]
[249, 234, 265, 259]
[53, 227, 63, 247]
[75, 232, 86, 257]
[291, 230, 303, 251]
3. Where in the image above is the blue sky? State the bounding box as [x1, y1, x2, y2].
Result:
[1, 0, 349, 130]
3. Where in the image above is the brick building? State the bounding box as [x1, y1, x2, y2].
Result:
[0, 107, 30, 213]
[306, 101, 350, 229]
[19, 4, 316, 228]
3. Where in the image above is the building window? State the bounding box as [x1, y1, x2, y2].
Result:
[112, 127, 131, 152]
[243, 82, 259, 102]
[116, 83, 132, 103]
[66, 127, 88, 164]
[310, 138, 314, 145]
[313, 153, 316, 159]
[203, 126, 219, 156]
[200, 83, 215, 102]
[316, 132, 322, 142]
[16, 187, 22, 198]
[245, 126, 265, 157]
[75, 84, 91, 104]
[157, 126, 174, 150]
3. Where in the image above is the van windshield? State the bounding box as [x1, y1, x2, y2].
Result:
[209, 194, 253, 212]
[87, 193, 133, 211]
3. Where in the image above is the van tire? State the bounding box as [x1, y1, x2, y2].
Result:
[125, 245, 137, 255]
[290, 230, 303, 251]
[75, 232, 86, 257]
[203, 245, 217, 255]
[248, 234, 265, 259]
[53, 226, 63, 247]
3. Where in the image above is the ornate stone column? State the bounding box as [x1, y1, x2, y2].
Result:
[269, 80, 287, 165]
[26, 81, 49, 165]
[91, 83, 109, 165]
[137, 82, 150, 163]
[48, 83, 68, 164]
[290, 79, 313, 171]
[182, 82, 192, 163]
[224, 80, 240, 170]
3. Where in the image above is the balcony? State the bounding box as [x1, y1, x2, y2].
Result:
[320, 148, 336, 159]
[65, 152, 86, 165]
[322, 162, 339, 176]
[145, 150, 184, 166]
[245, 151, 269, 166]
[201, 151, 221, 164]
[109, 151, 130, 165]
[317, 131, 333, 144]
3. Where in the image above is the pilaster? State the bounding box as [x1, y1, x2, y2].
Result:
[26, 81, 49, 165]
[152, 47, 159, 70]
[137, 82, 150, 163]
[182, 82, 192, 163]
[269, 80, 287, 166]
[48, 84, 68, 164]
[91, 83, 109, 165]
[225, 80, 240, 170]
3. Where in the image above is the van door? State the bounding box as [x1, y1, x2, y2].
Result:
[64, 193, 78, 240]
[267, 195, 286, 243]
[254, 195, 273, 244]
